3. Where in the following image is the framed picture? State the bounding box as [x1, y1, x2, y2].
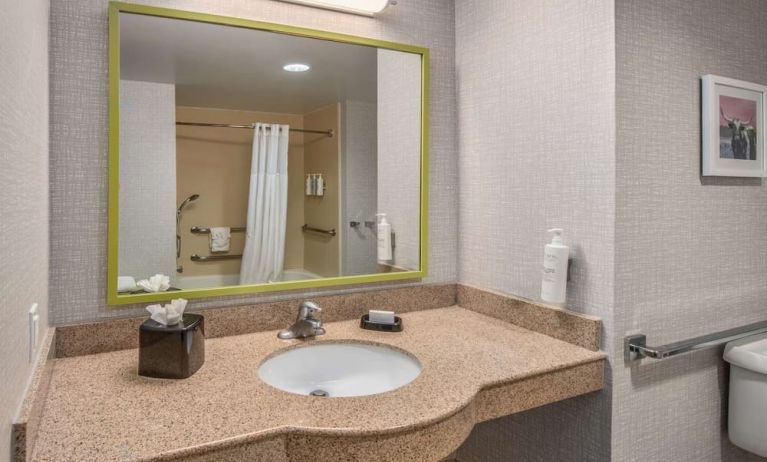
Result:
[702, 75, 767, 177]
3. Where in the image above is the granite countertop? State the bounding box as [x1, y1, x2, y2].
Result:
[31, 306, 605, 462]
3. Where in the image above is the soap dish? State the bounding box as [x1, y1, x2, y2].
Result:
[360, 314, 403, 332]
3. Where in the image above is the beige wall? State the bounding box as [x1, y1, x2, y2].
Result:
[176, 106, 305, 277]
[303, 103, 341, 277]
[0, 0, 49, 459]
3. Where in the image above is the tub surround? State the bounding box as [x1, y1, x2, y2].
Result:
[29, 307, 604, 462]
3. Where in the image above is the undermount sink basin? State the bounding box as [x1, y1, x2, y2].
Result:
[258, 342, 422, 397]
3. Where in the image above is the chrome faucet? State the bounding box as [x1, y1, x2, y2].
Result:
[278, 301, 326, 339]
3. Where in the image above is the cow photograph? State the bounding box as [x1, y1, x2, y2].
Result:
[702, 75, 766, 177]
[719, 94, 757, 160]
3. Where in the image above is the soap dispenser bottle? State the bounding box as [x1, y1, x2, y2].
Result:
[541, 228, 569, 304]
[316, 174, 324, 197]
[376, 213, 392, 262]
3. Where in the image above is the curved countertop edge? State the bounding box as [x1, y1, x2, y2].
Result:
[142, 359, 604, 462]
[143, 403, 478, 462]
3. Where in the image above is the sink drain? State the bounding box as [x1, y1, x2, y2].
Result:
[309, 389, 329, 397]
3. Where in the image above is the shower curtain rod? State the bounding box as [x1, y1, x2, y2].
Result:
[176, 121, 334, 137]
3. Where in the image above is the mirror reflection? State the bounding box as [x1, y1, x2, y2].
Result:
[116, 12, 424, 295]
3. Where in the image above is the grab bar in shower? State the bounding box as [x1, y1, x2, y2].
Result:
[301, 224, 336, 236]
[625, 320, 767, 361]
[191, 226, 246, 234]
[190, 254, 242, 262]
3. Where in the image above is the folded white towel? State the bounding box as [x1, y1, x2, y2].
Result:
[117, 276, 137, 292]
[210, 227, 231, 252]
[136, 274, 170, 293]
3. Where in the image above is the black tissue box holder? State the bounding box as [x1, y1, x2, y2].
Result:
[139, 314, 205, 379]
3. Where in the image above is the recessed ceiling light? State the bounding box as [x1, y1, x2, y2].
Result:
[277, 0, 392, 16]
[283, 63, 311, 72]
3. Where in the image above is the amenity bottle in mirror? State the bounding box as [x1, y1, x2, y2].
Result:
[376, 213, 393, 263]
[108, 3, 428, 303]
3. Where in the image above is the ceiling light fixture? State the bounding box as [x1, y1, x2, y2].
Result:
[277, 0, 393, 17]
[283, 63, 311, 72]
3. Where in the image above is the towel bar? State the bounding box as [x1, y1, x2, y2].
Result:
[625, 320, 767, 361]
[190, 254, 242, 262]
[301, 224, 336, 236]
[191, 226, 246, 234]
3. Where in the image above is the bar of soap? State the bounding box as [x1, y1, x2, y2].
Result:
[368, 310, 395, 324]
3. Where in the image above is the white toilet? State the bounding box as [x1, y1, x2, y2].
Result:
[724, 333, 767, 457]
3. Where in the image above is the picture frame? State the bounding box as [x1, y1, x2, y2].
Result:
[702, 74, 767, 177]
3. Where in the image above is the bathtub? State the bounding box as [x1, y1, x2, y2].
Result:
[175, 273, 240, 289]
[277, 269, 322, 281]
[175, 269, 321, 289]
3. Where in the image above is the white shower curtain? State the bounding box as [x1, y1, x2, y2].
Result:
[239, 124, 289, 284]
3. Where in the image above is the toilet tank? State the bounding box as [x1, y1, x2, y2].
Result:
[724, 333, 767, 457]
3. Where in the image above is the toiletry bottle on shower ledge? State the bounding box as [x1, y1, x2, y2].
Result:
[541, 228, 569, 305]
[316, 174, 324, 196]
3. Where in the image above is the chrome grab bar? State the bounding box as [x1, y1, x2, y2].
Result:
[625, 320, 767, 361]
[176, 121, 334, 137]
[301, 224, 336, 237]
[190, 254, 242, 261]
[191, 226, 246, 234]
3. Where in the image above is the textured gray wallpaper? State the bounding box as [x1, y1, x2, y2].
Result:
[378, 48, 423, 270]
[49, 0, 457, 325]
[455, 1, 616, 461]
[341, 100, 378, 276]
[0, 0, 49, 459]
[614, 1, 767, 461]
[118, 80, 177, 282]
[456, 0, 616, 326]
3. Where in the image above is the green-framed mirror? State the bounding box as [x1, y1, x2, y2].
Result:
[107, 2, 429, 305]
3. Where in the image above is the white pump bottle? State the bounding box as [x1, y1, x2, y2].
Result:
[316, 174, 324, 197]
[541, 228, 569, 304]
[376, 213, 392, 262]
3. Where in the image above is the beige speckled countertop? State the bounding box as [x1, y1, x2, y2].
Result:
[32, 307, 605, 462]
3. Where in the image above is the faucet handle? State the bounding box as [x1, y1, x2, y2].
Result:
[298, 301, 322, 320]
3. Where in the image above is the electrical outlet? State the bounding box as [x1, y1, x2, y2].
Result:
[28, 303, 39, 362]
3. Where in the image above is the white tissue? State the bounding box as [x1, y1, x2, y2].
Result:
[146, 298, 188, 326]
[136, 274, 170, 293]
[117, 276, 137, 292]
